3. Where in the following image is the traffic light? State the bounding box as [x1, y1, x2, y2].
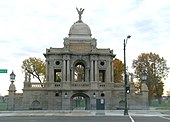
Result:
[126, 85, 130, 94]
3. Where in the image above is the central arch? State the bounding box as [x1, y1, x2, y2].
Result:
[30, 100, 42, 110]
[73, 60, 87, 82]
[70, 93, 90, 110]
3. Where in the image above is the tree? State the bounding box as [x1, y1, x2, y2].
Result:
[21, 57, 46, 84]
[113, 58, 124, 83]
[132, 52, 169, 104]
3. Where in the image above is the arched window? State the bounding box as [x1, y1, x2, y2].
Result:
[74, 63, 85, 82]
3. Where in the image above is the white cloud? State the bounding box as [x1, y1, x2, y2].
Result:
[0, 0, 170, 95]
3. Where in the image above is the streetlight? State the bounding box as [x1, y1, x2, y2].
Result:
[141, 69, 148, 108]
[10, 71, 16, 82]
[141, 70, 147, 82]
[124, 35, 131, 115]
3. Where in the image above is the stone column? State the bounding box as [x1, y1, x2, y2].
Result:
[46, 60, 49, 81]
[71, 68, 74, 82]
[95, 60, 98, 81]
[90, 60, 93, 82]
[106, 61, 111, 83]
[8, 82, 16, 110]
[67, 60, 70, 82]
[111, 61, 114, 82]
[63, 60, 66, 82]
[85, 68, 90, 82]
[141, 82, 149, 109]
[49, 68, 53, 82]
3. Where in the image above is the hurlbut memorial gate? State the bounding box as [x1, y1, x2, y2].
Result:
[8, 8, 148, 110]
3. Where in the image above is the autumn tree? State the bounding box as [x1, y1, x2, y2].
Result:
[113, 58, 124, 83]
[21, 57, 46, 84]
[132, 52, 169, 104]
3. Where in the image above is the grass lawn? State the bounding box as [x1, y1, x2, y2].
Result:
[151, 100, 170, 110]
[156, 107, 170, 110]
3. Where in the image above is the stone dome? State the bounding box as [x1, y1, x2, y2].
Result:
[69, 22, 92, 36]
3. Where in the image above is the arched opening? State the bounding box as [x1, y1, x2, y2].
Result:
[30, 100, 42, 110]
[74, 62, 85, 82]
[71, 93, 90, 110]
[118, 100, 125, 110]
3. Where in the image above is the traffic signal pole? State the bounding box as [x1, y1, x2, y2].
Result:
[124, 39, 128, 115]
[123, 35, 131, 115]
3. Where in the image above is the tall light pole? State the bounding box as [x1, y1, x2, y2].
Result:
[124, 35, 131, 115]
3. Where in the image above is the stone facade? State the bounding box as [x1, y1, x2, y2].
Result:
[7, 9, 148, 110]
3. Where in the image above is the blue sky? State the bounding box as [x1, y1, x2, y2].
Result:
[0, 0, 170, 95]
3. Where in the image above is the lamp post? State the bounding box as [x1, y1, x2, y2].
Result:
[124, 35, 131, 115]
[10, 71, 16, 83]
[141, 69, 148, 108]
[141, 70, 147, 82]
[9, 71, 16, 111]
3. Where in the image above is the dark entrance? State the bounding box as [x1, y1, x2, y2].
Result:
[96, 99, 105, 110]
[71, 93, 90, 110]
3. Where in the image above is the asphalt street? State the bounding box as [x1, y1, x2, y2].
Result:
[0, 116, 170, 122]
[132, 116, 170, 122]
[0, 116, 132, 122]
[0, 110, 170, 122]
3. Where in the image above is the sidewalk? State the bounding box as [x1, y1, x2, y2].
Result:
[0, 110, 170, 117]
[0, 110, 92, 117]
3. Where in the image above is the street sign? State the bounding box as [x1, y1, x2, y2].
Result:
[0, 69, 7, 73]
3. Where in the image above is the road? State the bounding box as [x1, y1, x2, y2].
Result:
[132, 116, 170, 122]
[0, 116, 170, 122]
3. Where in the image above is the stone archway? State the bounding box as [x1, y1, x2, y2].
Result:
[30, 100, 42, 110]
[73, 60, 86, 82]
[71, 93, 90, 110]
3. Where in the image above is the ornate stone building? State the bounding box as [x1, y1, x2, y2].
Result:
[8, 8, 148, 110]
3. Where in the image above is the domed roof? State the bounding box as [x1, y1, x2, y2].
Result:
[69, 21, 92, 36]
[66, 8, 93, 40]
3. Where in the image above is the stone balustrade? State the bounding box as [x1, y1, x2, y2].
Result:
[114, 83, 124, 87]
[71, 82, 90, 90]
[24, 82, 114, 90]
[31, 83, 44, 88]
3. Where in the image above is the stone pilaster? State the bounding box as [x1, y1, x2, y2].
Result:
[67, 60, 70, 82]
[95, 60, 98, 81]
[85, 68, 90, 82]
[46, 59, 49, 81]
[111, 61, 114, 82]
[106, 61, 111, 82]
[63, 60, 66, 82]
[90, 60, 94, 81]
[8, 82, 16, 110]
[71, 67, 74, 82]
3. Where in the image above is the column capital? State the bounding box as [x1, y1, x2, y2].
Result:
[90, 55, 98, 60]
[63, 55, 70, 60]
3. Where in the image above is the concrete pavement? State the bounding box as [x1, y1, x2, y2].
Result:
[0, 110, 170, 117]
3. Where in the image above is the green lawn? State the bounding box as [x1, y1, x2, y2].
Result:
[150, 100, 170, 110]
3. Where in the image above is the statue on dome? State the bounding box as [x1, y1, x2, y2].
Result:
[76, 7, 84, 22]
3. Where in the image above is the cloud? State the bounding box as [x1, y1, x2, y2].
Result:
[0, 0, 170, 95]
